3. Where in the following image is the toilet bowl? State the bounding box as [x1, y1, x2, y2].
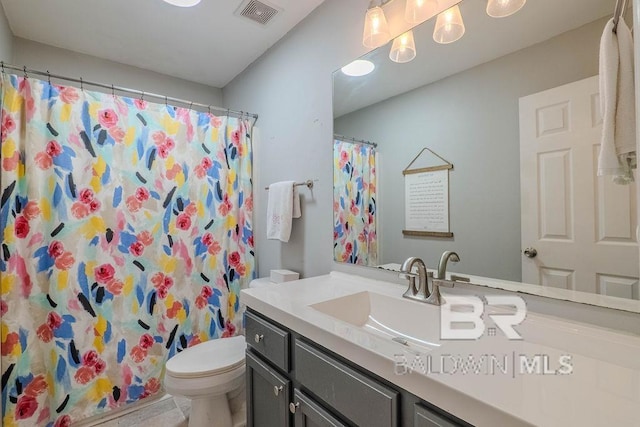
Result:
[164, 335, 247, 427]
[164, 278, 281, 427]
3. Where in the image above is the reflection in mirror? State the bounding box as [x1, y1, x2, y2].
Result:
[332, 0, 640, 305]
[333, 137, 378, 265]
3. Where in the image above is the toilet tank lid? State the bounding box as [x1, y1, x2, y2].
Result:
[165, 335, 246, 378]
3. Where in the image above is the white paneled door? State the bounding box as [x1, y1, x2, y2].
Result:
[520, 76, 639, 299]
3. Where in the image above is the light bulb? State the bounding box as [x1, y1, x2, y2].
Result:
[405, 0, 439, 24]
[163, 0, 201, 7]
[363, 6, 391, 48]
[486, 0, 526, 18]
[389, 31, 417, 63]
[433, 5, 465, 44]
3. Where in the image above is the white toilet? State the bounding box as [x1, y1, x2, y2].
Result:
[164, 335, 246, 427]
[164, 278, 276, 427]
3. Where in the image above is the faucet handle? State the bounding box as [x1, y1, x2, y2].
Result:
[433, 278, 454, 288]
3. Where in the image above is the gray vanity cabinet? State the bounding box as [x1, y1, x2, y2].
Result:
[291, 389, 348, 427]
[245, 309, 469, 427]
[246, 350, 291, 427]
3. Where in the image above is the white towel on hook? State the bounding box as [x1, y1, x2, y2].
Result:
[597, 17, 636, 181]
[267, 181, 300, 242]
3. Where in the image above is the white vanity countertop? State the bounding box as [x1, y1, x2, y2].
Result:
[241, 271, 640, 427]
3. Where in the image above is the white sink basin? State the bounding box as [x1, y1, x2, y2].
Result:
[310, 291, 442, 352]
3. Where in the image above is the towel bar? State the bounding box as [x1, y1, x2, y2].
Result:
[265, 180, 314, 190]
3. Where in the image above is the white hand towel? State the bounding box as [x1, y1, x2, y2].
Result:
[598, 18, 636, 178]
[267, 181, 297, 242]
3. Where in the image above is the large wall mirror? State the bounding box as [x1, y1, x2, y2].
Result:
[332, 0, 640, 308]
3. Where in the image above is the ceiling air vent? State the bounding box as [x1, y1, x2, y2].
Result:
[236, 0, 281, 26]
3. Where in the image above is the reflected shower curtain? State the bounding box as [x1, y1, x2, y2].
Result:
[333, 140, 377, 265]
[0, 74, 254, 426]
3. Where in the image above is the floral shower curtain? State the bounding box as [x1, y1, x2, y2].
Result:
[333, 139, 377, 266]
[0, 73, 254, 426]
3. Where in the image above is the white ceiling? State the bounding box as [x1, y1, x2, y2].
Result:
[334, 0, 620, 117]
[1, 0, 325, 88]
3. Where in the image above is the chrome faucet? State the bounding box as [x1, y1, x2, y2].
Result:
[399, 257, 431, 301]
[425, 251, 460, 306]
[437, 251, 460, 280]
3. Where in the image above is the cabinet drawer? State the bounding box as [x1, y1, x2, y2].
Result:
[245, 311, 290, 372]
[414, 403, 460, 427]
[295, 340, 398, 427]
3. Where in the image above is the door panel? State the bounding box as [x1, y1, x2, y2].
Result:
[246, 351, 291, 427]
[292, 389, 348, 427]
[520, 76, 639, 297]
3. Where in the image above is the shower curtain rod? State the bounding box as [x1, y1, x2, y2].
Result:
[0, 62, 259, 124]
[334, 134, 378, 148]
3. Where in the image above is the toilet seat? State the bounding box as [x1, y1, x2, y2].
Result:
[166, 336, 246, 379]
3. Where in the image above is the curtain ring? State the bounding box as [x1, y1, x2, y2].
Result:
[23, 66, 28, 79]
[111, 84, 115, 97]
[226, 108, 230, 118]
[140, 91, 144, 101]
[80, 77, 84, 91]
[189, 102, 193, 111]
[165, 96, 168, 106]
[207, 105, 211, 115]
[46, 70, 51, 84]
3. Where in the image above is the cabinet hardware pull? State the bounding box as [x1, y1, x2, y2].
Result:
[254, 334, 264, 343]
[273, 385, 283, 396]
[289, 402, 300, 414]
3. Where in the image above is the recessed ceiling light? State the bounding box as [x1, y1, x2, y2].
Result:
[163, 0, 201, 7]
[341, 60, 375, 77]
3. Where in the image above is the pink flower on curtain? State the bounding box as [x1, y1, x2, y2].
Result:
[34, 152, 53, 170]
[137, 231, 154, 246]
[139, 334, 154, 350]
[82, 350, 99, 367]
[23, 201, 41, 220]
[176, 213, 191, 230]
[135, 187, 150, 202]
[79, 188, 94, 204]
[54, 415, 72, 427]
[14, 216, 30, 238]
[94, 264, 115, 284]
[45, 141, 62, 157]
[98, 109, 118, 128]
[15, 395, 38, 420]
[24, 375, 48, 397]
[59, 87, 79, 104]
[74, 366, 96, 384]
[71, 202, 90, 219]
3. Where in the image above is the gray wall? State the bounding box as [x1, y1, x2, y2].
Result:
[13, 38, 223, 107]
[223, 0, 371, 278]
[334, 18, 605, 281]
[0, 3, 12, 62]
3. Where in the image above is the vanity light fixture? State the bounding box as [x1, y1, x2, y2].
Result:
[405, 0, 439, 24]
[341, 60, 376, 77]
[389, 30, 417, 63]
[162, 0, 201, 7]
[433, 4, 465, 44]
[486, 0, 526, 18]
[363, 0, 392, 48]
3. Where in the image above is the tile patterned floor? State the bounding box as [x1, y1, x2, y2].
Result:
[92, 395, 191, 427]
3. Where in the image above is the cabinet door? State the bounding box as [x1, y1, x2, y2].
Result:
[247, 350, 291, 427]
[292, 389, 348, 427]
[414, 403, 460, 427]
